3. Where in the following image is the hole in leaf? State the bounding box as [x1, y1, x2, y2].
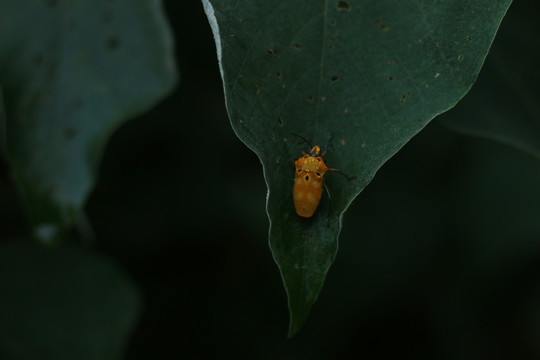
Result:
[400, 93, 411, 104]
[376, 20, 390, 31]
[278, 117, 284, 127]
[307, 95, 314, 103]
[457, 54, 464, 61]
[330, 75, 339, 83]
[336, 1, 351, 11]
[466, 35, 473, 41]
[267, 49, 279, 56]
[106, 36, 120, 51]
[435, 39, 441, 47]
[387, 75, 394, 81]
[330, 19, 337, 26]
[290, 43, 301, 50]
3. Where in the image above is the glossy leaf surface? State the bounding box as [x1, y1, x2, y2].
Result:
[203, 0, 511, 335]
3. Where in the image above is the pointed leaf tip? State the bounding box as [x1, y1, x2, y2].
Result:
[205, 0, 512, 334]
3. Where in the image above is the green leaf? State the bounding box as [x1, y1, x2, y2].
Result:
[0, 0, 177, 242]
[440, 1, 540, 159]
[0, 241, 141, 359]
[203, 0, 511, 335]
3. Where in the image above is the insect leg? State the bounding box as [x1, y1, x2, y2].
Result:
[290, 132, 313, 151]
[328, 168, 358, 183]
[324, 182, 332, 227]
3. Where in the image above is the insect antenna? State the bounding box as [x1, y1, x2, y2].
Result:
[328, 168, 358, 183]
[320, 133, 335, 154]
[290, 132, 313, 150]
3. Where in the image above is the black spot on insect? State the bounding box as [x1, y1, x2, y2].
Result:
[305, 175, 310, 181]
[316, 158, 321, 161]
[297, 169, 302, 173]
[316, 172, 321, 177]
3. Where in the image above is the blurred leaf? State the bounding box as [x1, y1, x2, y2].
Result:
[0, 241, 141, 360]
[0, 0, 177, 242]
[440, 0, 540, 159]
[203, 0, 511, 335]
[0, 87, 6, 157]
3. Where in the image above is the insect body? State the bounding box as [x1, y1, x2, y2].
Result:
[293, 145, 335, 218]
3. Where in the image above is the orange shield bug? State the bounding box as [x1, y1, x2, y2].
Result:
[293, 145, 336, 218]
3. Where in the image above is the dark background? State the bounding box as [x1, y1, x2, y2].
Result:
[2, 1, 540, 359]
